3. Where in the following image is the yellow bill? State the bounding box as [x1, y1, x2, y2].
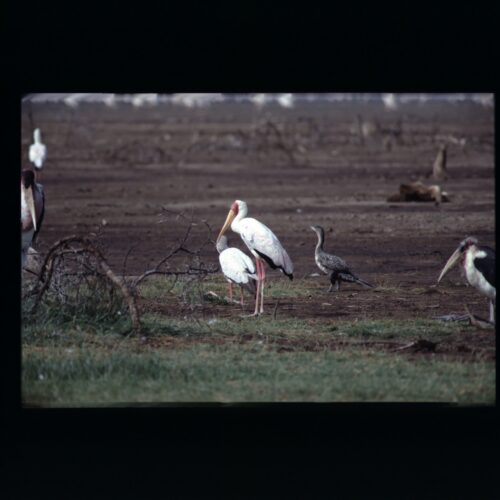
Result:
[217, 209, 236, 242]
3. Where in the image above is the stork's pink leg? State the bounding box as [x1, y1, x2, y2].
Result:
[240, 287, 244, 306]
[259, 261, 266, 313]
[228, 282, 233, 302]
[253, 259, 262, 316]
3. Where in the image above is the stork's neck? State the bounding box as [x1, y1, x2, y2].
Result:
[34, 129, 41, 143]
[216, 238, 228, 254]
[230, 203, 248, 234]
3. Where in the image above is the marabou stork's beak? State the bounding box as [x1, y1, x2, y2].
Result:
[217, 208, 237, 243]
[22, 183, 37, 231]
[437, 246, 463, 283]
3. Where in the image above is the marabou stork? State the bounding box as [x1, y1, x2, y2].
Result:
[217, 200, 293, 316]
[437, 237, 496, 323]
[29, 128, 47, 176]
[311, 225, 374, 292]
[216, 235, 257, 305]
[21, 169, 45, 270]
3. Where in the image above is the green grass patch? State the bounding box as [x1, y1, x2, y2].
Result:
[21, 274, 495, 406]
[22, 343, 495, 405]
[333, 319, 462, 340]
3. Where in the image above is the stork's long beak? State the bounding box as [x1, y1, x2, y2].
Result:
[23, 184, 37, 231]
[217, 209, 236, 242]
[437, 247, 462, 283]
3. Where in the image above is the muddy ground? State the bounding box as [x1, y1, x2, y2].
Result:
[21, 98, 496, 358]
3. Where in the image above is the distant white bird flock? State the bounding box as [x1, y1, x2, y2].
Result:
[131, 94, 159, 107]
[171, 93, 224, 108]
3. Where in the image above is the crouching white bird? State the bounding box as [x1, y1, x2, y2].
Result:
[438, 236, 496, 323]
[21, 169, 45, 270]
[216, 235, 257, 306]
[29, 128, 47, 173]
[217, 200, 293, 316]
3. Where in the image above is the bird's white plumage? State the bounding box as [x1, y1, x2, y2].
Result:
[277, 93, 294, 108]
[315, 254, 329, 274]
[382, 93, 398, 110]
[29, 129, 47, 169]
[219, 248, 257, 285]
[131, 93, 158, 107]
[464, 249, 496, 300]
[232, 215, 293, 276]
[21, 183, 36, 267]
[251, 93, 268, 108]
[220, 200, 293, 315]
[21, 185, 31, 224]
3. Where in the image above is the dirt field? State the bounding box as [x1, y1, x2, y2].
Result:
[21, 97, 495, 366]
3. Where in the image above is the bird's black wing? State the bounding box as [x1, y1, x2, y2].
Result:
[318, 251, 350, 273]
[474, 246, 495, 288]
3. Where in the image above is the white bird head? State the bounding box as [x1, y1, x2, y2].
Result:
[310, 225, 325, 238]
[217, 200, 248, 242]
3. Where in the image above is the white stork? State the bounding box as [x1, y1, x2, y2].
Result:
[216, 235, 257, 305]
[250, 93, 269, 109]
[382, 93, 398, 110]
[438, 237, 496, 323]
[277, 93, 294, 108]
[217, 200, 293, 316]
[29, 129, 47, 176]
[21, 169, 45, 270]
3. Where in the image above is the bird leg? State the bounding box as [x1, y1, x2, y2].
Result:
[228, 282, 233, 302]
[328, 273, 340, 292]
[327, 273, 334, 292]
[490, 300, 496, 324]
[259, 261, 266, 314]
[240, 287, 244, 307]
[251, 259, 262, 316]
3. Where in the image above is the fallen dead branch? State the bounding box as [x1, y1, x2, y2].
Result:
[391, 339, 438, 353]
[332, 338, 439, 353]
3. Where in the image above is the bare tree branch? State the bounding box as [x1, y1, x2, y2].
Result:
[32, 236, 141, 333]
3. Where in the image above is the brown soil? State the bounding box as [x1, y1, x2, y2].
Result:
[22, 99, 496, 360]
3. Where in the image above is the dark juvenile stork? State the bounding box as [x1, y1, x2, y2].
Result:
[21, 169, 45, 270]
[311, 225, 374, 292]
[216, 235, 257, 306]
[438, 237, 496, 323]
